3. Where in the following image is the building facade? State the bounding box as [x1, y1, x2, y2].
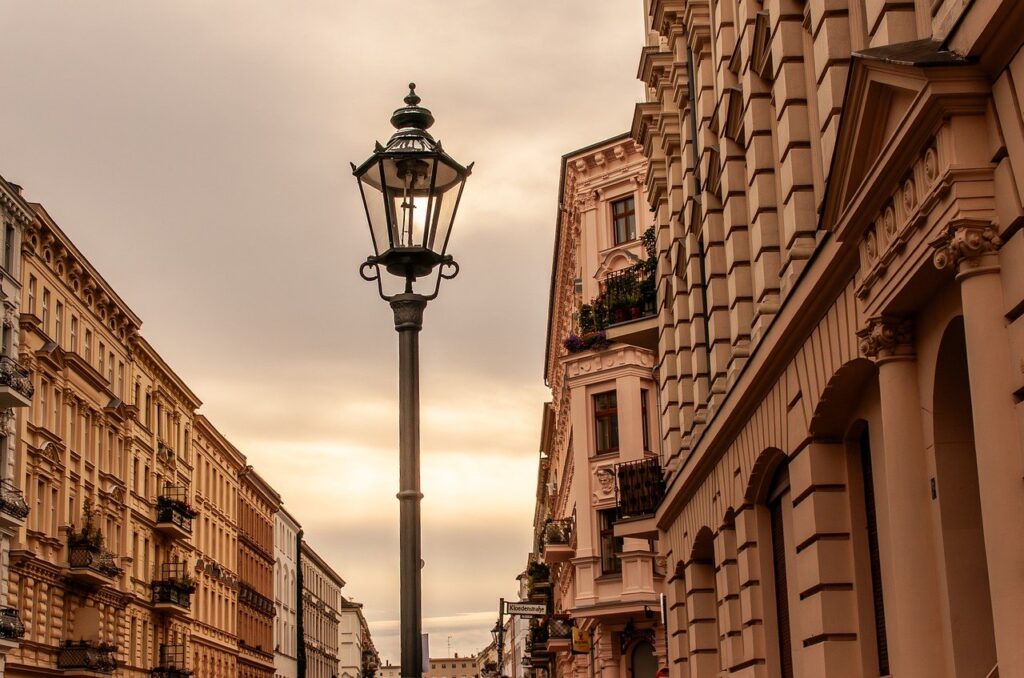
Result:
[339, 597, 379, 678]
[239, 467, 280, 678]
[274, 508, 301, 678]
[0, 178, 34, 674]
[609, 0, 1024, 677]
[193, 414, 246, 678]
[531, 136, 664, 678]
[300, 542, 344, 678]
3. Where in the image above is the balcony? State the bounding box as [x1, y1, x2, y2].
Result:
[526, 624, 549, 659]
[613, 457, 665, 540]
[151, 644, 192, 677]
[601, 268, 657, 350]
[0, 479, 29, 530]
[66, 542, 122, 588]
[151, 562, 195, 615]
[546, 617, 573, 653]
[57, 640, 117, 675]
[541, 518, 575, 566]
[0, 606, 25, 653]
[155, 484, 196, 540]
[0, 355, 33, 408]
[526, 562, 551, 608]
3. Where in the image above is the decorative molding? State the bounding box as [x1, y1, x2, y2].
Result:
[857, 316, 914, 359]
[930, 219, 1002, 272]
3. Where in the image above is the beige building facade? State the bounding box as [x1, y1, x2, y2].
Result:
[0, 178, 35, 674]
[193, 414, 245, 678]
[531, 136, 664, 678]
[301, 542, 344, 678]
[339, 597, 379, 678]
[600, 1, 1024, 677]
[274, 508, 301, 678]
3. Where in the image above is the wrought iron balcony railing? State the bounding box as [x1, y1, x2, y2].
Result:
[601, 268, 656, 325]
[68, 543, 123, 579]
[0, 606, 25, 640]
[0, 355, 33, 400]
[57, 640, 117, 673]
[151, 562, 195, 611]
[542, 518, 574, 548]
[155, 484, 197, 536]
[547, 617, 572, 641]
[0, 479, 29, 521]
[151, 643, 192, 677]
[615, 457, 666, 519]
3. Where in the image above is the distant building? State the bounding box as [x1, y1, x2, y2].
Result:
[301, 542, 345, 678]
[339, 597, 379, 678]
[238, 467, 281, 678]
[378, 654, 479, 678]
[274, 508, 302, 678]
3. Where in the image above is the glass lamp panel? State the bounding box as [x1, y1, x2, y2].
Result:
[428, 168, 466, 256]
[382, 154, 436, 249]
[356, 168, 391, 257]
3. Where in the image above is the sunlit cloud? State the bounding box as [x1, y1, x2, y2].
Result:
[0, 0, 641, 663]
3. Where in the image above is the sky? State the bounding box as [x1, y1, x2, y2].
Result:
[0, 0, 643, 663]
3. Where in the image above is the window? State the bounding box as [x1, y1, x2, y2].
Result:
[599, 508, 623, 574]
[98, 342, 105, 375]
[768, 467, 794, 678]
[117, 362, 124, 397]
[108, 351, 114, 382]
[3, 224, 13, 272]
[27, 275, 35, 315]
[85, 329, 92, 362]
[593, 391, 619, 454]
[857, 428, 889, 675]
[70, 316, 78, 352]
[41, 289, 50, 333]
[54, 301, 63, 342]
[641, 388, 651, 452]
[611, 196, 637, 244]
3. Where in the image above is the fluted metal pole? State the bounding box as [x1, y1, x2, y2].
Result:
[392, 292, 427, 678]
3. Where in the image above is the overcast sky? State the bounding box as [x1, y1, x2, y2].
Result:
[0, 1, 642, 662]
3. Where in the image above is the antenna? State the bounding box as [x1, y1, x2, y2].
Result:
[447, 635, 452, 657]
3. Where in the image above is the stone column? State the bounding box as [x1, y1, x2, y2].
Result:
[932, 220, 1024, 678]
[858, 316, 948, 678]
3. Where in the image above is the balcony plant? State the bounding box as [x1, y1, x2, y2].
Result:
[68, 497, 104, 552]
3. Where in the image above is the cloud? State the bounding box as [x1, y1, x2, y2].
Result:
[0, 0, 641, 664]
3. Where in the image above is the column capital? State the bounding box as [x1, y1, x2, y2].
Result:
[930, 218, 1002, 276]
[858, 315, 915, 361]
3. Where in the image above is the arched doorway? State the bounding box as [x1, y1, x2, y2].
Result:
[630, 640, 657, 678]
[933, 317, 997, 675]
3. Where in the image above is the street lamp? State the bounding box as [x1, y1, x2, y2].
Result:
[352, 84, 472, 678]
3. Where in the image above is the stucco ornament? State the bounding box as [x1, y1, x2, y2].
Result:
[930, 221, 1002, 271]
[593, 466, 616, 500]
[858, 316, 913, 359]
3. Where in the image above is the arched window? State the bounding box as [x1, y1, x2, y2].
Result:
[766, 465, 794, 678]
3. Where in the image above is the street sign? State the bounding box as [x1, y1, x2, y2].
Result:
[503, 602, 547, 616]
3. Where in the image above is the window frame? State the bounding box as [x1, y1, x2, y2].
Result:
[593, 391, 619, 455]
[611, 195, 637, 245]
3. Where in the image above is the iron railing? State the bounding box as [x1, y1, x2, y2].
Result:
[57, 640, 117, 673]
[0, 479, 29, 521]
[0, 355, 33, 399]
[547, 617, 572, 641]
[542, 517, 574, 548]
[156, 484, 196, 534]
[0, 606, 25, 639]
[151, 562, 195, 610]
[601, 267, 656, 325]
[68, 543, 122, 578]
[615, 457, 666, 519]
[239, 582, 275, 616]
[151, 643, 192, 677]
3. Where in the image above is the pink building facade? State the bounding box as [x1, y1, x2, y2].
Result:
[531, 137, 664, 678]
[611, 1, 1024, 677]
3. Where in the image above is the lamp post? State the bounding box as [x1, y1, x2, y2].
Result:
[352, 84, 472, 678]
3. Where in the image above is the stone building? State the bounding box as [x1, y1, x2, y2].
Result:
[274, 508, 302, 678]
[530, 136, 664, 678]
[300, 542, 344, 678]
[339, 597, 379, 678]
[193, 414, 247, 678]
[0, 177, 34, 674]
[599, 0, 1024, 677]
[239, 466, 280, 678]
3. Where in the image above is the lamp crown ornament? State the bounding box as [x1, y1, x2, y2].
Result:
[390, 82, 436, 134]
